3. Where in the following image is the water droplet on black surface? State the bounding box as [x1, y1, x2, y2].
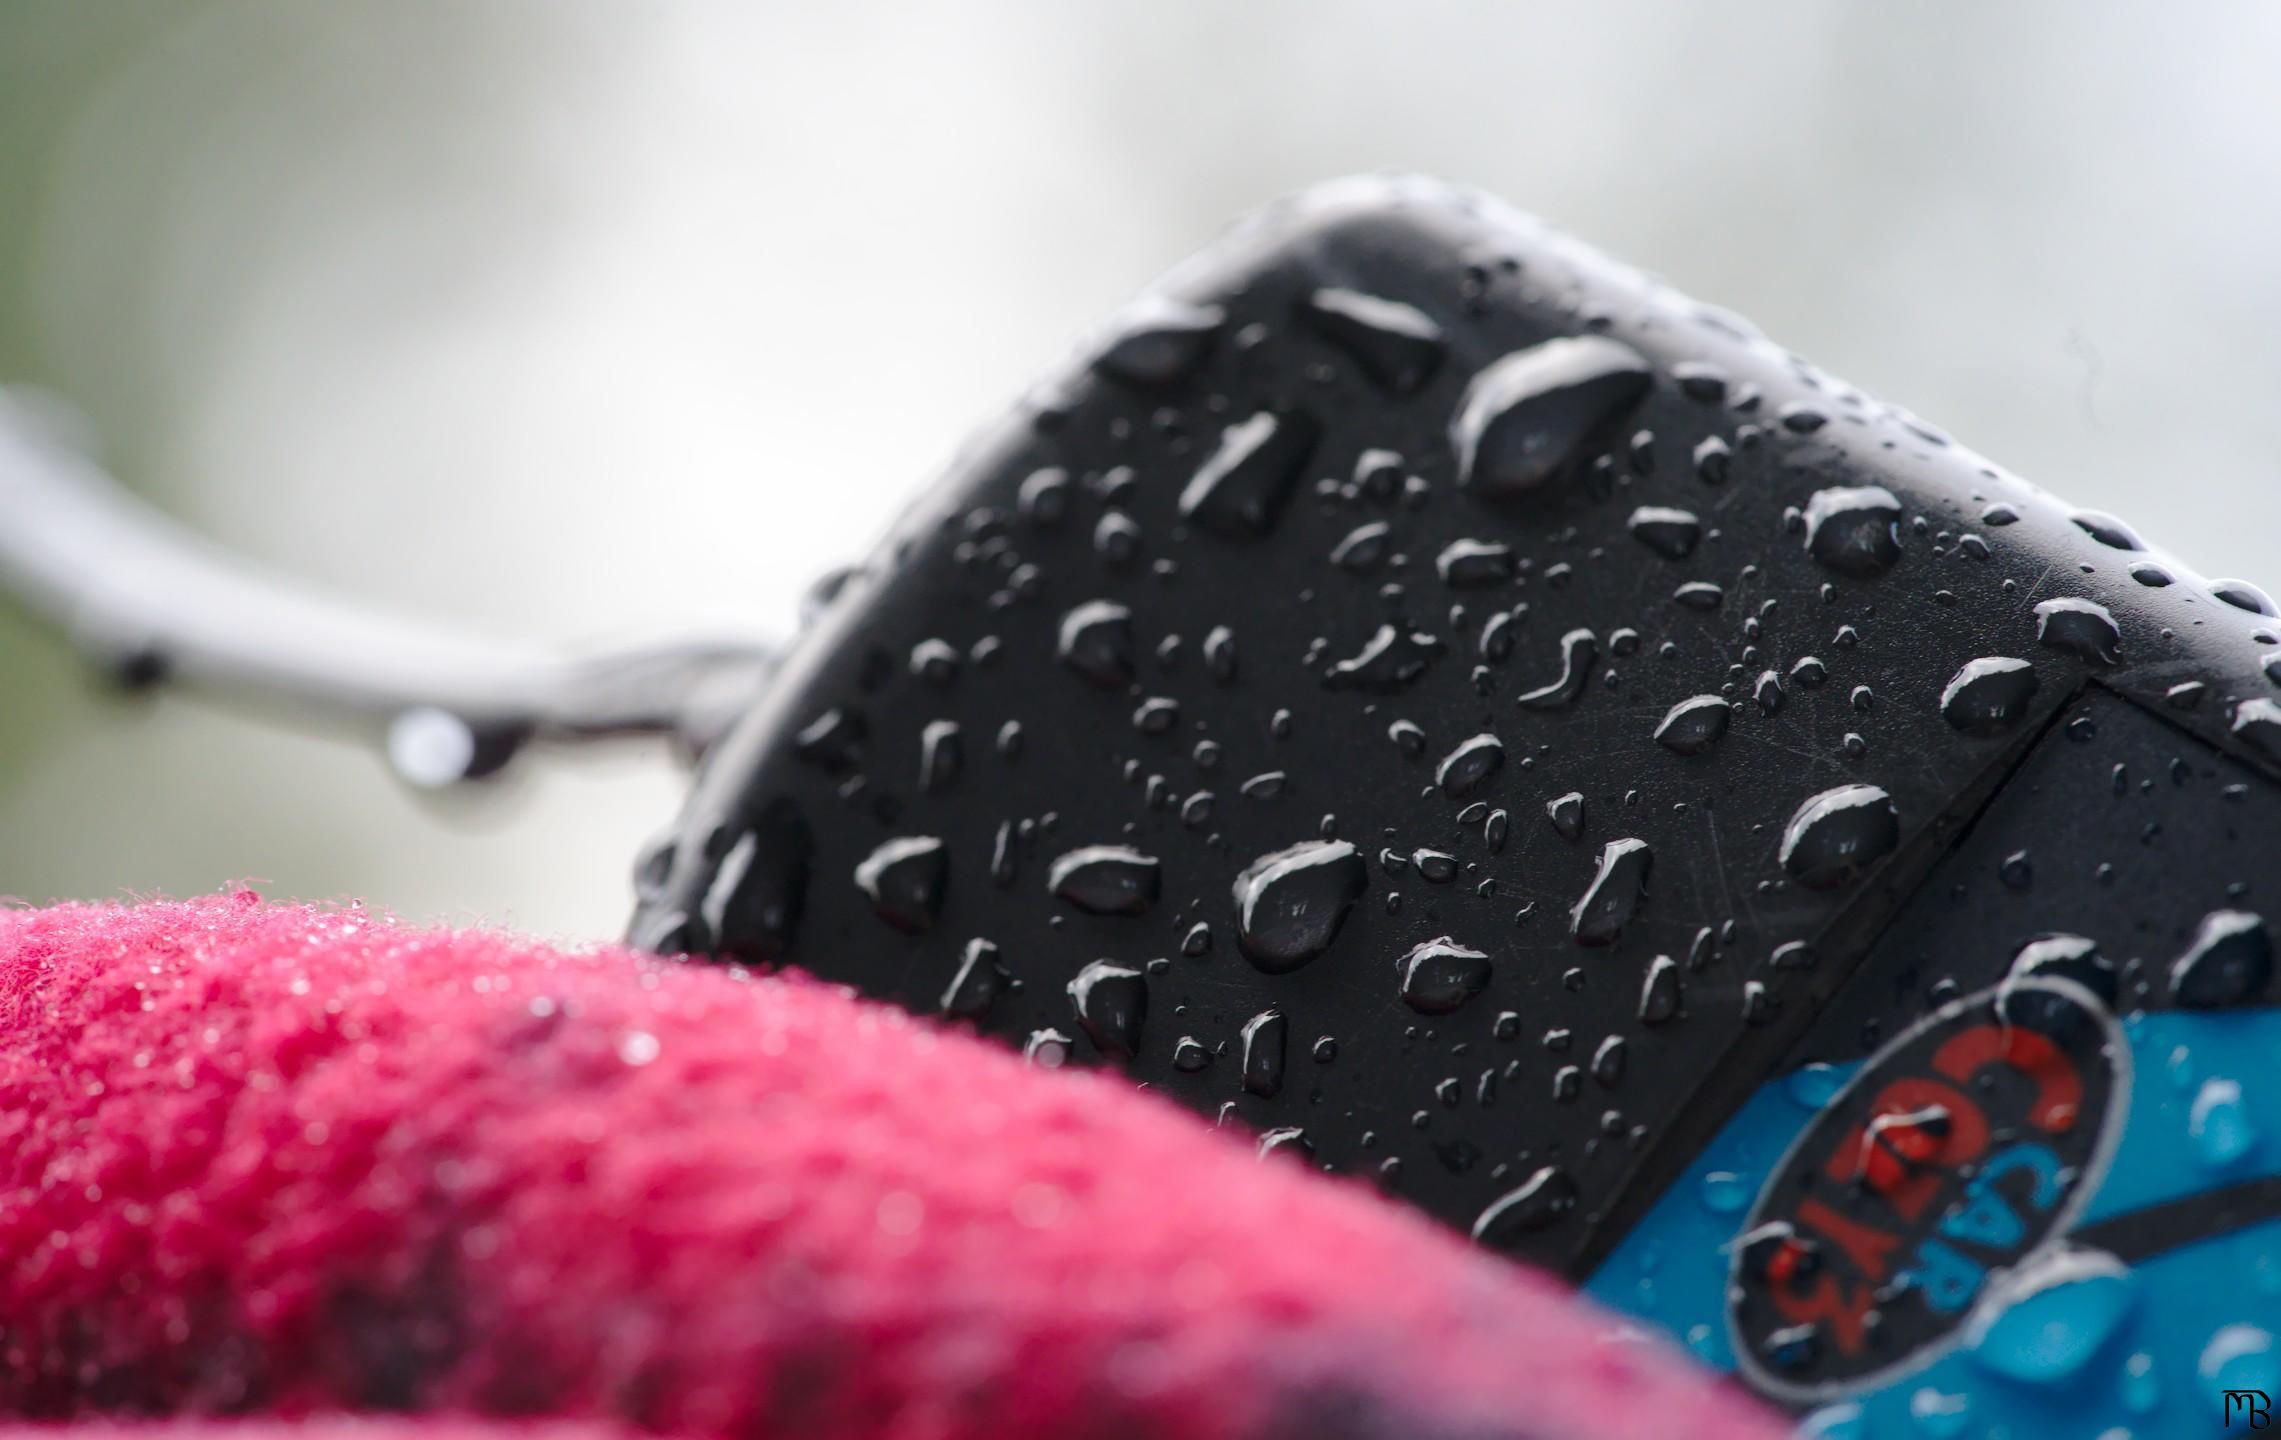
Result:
[1203, 625, 1237, 682]
[2236, 697, 2281, 761]
[1639, 956, 1681, 1025]
[941, 938, 1008, 1019]
[1653, 695, 1733, 756]
[2035, 597, 2123, 665]
[2171, 910, 2273, 1009]
[1436, 732, 1506, 798]
[1413, 848, 1458, 883]
[1451, 335, 1650, 496]
[1939, 657, 2039, 735]
[2213, 578, 2280, 617]
[1068, 960, 1148, 1058]
[1092, 299, 1224, 387]
[1048, 845, 1163, 916]
[1548, 791, 1586, 841]
[1233, 840, 1368, 973]
[1018, 467, 1070, 529]
[1754, 670, 1785, 716]
[1671, 361, 1728, 402]
[1057, 601, 1136, 688]
[1399, 937, 1493, 1015]
[918, 720, 963, 793]
[1473, 1166, 1579, 1249]
[1241, 1008, 1288, 1097]
[2005, 933, 2115, 1006]
[1331, 521, 1392, 573]
[2069, 510, 2145, 551]
[1516, 628, 1598, 710]
[702, 799, 813, 962]
[1433, 538, 1514, 589]
[1803, 484, 1904, 576]
[1627, 505, 1703, 560]
[1324, 624, 1446, 692]
[1180, 410, 1320, 539]
[909, 638, 962, 686]
[1298, 287, 1446, 394]
[793, 706, 867, 776]
[1093, 511, 1141, 567]
[1572, 837, 1653, 946]
[1778, 784, 1899, 890]
[856, 835, 949, 933]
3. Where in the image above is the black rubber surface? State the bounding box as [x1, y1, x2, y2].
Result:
[626, 176, 2281, 1297]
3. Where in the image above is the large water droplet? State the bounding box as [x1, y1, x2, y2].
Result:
[1068, 960, 1149, 1058]
[702, 799, 813, 962]
[793, 705, 868, 775]
[2199, 1325, 2280, 1415]
[2005, 932, 2116, 1007]
[1701, 1169, 1750, 1213]
[388, 706, 522, 788]
[1548, 790, 1586, 841]
[2234, 697, 2281, 762]
[1324, 624, 1446, 692]
[1516, 628, 1598, 710]
[941, 938, 1008, 1019]
[1653, 695, 1733, 756]
[1572, 837, 1653, 946]
[1451, 335, 1650, 496]
[2171, 909, 2273, 1009]
[1779, 784, 1899, 890]
[1398, 936, 1493, 1014]
[2035, 597, 2123, 665]
[1963, 1246, 2137, 1383]
[2190, 1077, 2257, 1167]
[855, 835, 949, 933]
[1240, 1008, 1288, 1097]
[1092, 298, 1224, 387]
[1436, 538, 1517, 588]
[2069, 509, 2146, 551]
[918, 719, 963, 793]
[1180, 410, 1320, 539]
[2213, 578, 2280, 617]
[1435, 732, 1505, 798]
[1472, 1165, 1580, 1249]
[1803, 485, 1904, 576]
[1627, 505, 1703, 560]
[1330, 521, 1392, 573]
[1057, 601, 1136, 689]
[1233, 840, 1368, 973]
[1939, 656, 2039, 735]
[1298, 287, 1445, 394]
[1639, 955, 1681, 1025]
[1048, 845, 1163, 917]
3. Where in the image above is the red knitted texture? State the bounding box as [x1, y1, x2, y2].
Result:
[0, 896, 1778, 1440]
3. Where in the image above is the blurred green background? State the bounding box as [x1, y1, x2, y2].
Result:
[3, 1, 2277, 943]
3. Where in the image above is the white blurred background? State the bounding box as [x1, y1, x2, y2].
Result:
[2, 1, 2276, 944]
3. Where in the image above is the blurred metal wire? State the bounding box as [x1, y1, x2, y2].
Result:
[0, 387, 772, 786]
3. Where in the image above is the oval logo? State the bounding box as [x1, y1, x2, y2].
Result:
[1728, 977, 2128, 1401]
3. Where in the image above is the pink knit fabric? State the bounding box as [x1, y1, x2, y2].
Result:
[0, 896, 1779, 1440]
[0, 1427, 626, 1440]
[0, 1426, 625, 1440]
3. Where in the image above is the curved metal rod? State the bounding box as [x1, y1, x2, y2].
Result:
[0, 388, 773, 785]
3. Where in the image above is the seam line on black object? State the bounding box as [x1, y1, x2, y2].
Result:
[1574, 679, 2090, 1277]
[2070, 1176, 2281, 1265]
